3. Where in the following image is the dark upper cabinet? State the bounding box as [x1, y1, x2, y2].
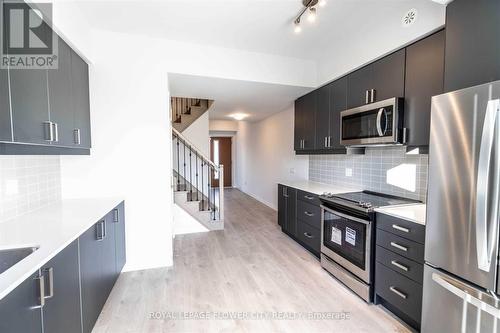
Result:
[294, 92, 316, 151]
[329, 77, 348, 150]
[114, 202, 127, 275]
[371, 49, 406, 102]
[347, 65, 372, 109]
[9, 68, 50, 144]
[48, 38, 74, 147]
[0, 67, 11, 142]
[444, 0, 500, 92]
[404, 30, 445, 148]
[315, 84, 330, 149]
[0, 271, 43, 333]
[41, 240, 82, 333]
[347, 49, 405, 109]
[71, 49, 91, 148]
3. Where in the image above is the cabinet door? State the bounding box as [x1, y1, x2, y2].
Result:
[0, 271, 43, 333]
[444, 0, 500, 92]
[0, 67, 12, 142]
[371, 49, 406, 102]
[114, 202, 126, 275]
[294, 97, 305, 150]
[42, 239, 81, 333]
[101, 215, 117, 298]
[286, 187, 297, 237]
[79, 223, 103, 333]
[302, 92, 316, 150]
[47, 37, 74, 147]
[329, 77, 348, 150]
[347, 65, 372, 109]
[404, 30, 445, 147]
[315, 84, 330, 149]
[71, 50, 91, 148]
[278, 185, 286, 228]
[9, 68, 50, 144]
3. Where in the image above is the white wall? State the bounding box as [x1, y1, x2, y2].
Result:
[209, 120, 238, 132]
[182, 111, 210, 157]
[235, 107, 308, 210]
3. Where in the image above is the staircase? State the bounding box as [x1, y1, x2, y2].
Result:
[171, 97, 213, 133]
[172, 127, 224, 231]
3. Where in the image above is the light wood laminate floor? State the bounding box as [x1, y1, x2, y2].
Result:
[93, 189, 411, 333]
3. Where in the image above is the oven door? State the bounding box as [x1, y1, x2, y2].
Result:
[320, 205, 372, 283]
[340, 97, 402, 146]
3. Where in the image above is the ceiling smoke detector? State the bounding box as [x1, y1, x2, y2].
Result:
[402, 8, 418, 27]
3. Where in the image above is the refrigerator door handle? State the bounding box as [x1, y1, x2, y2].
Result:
[432, 272, 500, 319]
[476, 99, 500, 272]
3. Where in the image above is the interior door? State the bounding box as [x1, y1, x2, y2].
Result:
[426, 81, 500, 291]
[210, 137, 232, 187]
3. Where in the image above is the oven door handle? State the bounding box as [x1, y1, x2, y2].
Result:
[320, 205, 371, 225]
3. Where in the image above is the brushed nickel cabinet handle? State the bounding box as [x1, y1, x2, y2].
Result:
[35, 273, 45, 307]
[304, 232, 314, 239]
[43, 267, 54, 299]
[73, 128, 81, 145]
[365, 90, 370, 104]
[392, 224, 410, 233]
[390, 242, 408, 252]
[371, 89, 376, 103]
[391, 260, 409, 272]
[304, 195, 314, 200]
[389, 286, 407, 299]
[304, 211, 314, 217]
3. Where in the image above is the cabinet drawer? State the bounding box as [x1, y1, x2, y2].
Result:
[297, 200, 321, 229]
[376, 245, 423, 284]
[297, 221, 320, 255]
[297, 190, 321, 206]
[375, 263, 422, 324]
[376, 229, 424, 263]
[376, 213, 425, 244]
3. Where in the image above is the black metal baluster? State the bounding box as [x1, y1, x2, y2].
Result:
[176, 137, 180, 190]
[195, 151, 199, 201]
[189, 148, 192, 201]
[218, 177, 221, 220]
[183, 140, 186, 191]
[207, 166, 211, 214]
[212, 168, 216, 220]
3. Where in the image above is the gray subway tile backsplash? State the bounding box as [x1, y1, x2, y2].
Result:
[309, 146, 428, 202]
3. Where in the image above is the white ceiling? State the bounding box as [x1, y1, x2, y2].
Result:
[70, 0, 445, 121]
[72, 0, 444, 62]
[168, 73, 311, 121]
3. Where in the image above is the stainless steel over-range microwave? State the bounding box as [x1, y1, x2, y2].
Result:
[340, 97, 405, 147]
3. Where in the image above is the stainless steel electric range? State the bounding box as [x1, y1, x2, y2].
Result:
[319, 191, 418, 302]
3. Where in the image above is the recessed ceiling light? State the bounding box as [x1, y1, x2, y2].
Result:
[294, 21, 302, 33]
[307, 7, 317, 23]
[319, 0, 326, 7]
[229, 113, 248, 121]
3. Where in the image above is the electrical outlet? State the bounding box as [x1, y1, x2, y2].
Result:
[345, 168, 353, 177]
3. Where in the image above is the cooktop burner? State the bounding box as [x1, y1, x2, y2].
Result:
[320, 191, 419, 214]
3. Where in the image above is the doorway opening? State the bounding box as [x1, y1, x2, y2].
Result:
[210, 137, 232, 187]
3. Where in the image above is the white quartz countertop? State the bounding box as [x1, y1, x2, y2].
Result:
[0, 197, 123, 301]
[375, 204, 427, 226]
[278, 180, 360, 196]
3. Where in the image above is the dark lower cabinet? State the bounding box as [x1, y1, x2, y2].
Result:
[114, 202, 126, 275]
[278, 185, 297, 237]
[404, 30, 445, 149]
[444, 0, 500, 92]
[0, 271, 43, 333]
[0, 67, 11, 142]
[41, 240, 82, 333]
[375, 212, 425, 330]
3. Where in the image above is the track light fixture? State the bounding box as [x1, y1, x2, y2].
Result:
[293, 0, 324, 33]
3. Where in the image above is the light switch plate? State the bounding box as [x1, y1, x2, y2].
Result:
[345, 168, 353, 177]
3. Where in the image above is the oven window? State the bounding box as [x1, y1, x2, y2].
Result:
[323, 211, 366, 270]
[342, 106, 393, 140]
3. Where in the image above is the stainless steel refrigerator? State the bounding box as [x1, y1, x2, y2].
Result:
[423, 80, 500, 332]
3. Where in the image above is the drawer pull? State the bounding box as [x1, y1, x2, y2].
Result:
[389, 286, 407, 299]
[391, 260, 409, 272]
[304, 195, 314, 200]
[390, 242, 408, 252]
[392, 224, 410, 233]
[304, 211, 314, 217]
[303, 232, 314, 239]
